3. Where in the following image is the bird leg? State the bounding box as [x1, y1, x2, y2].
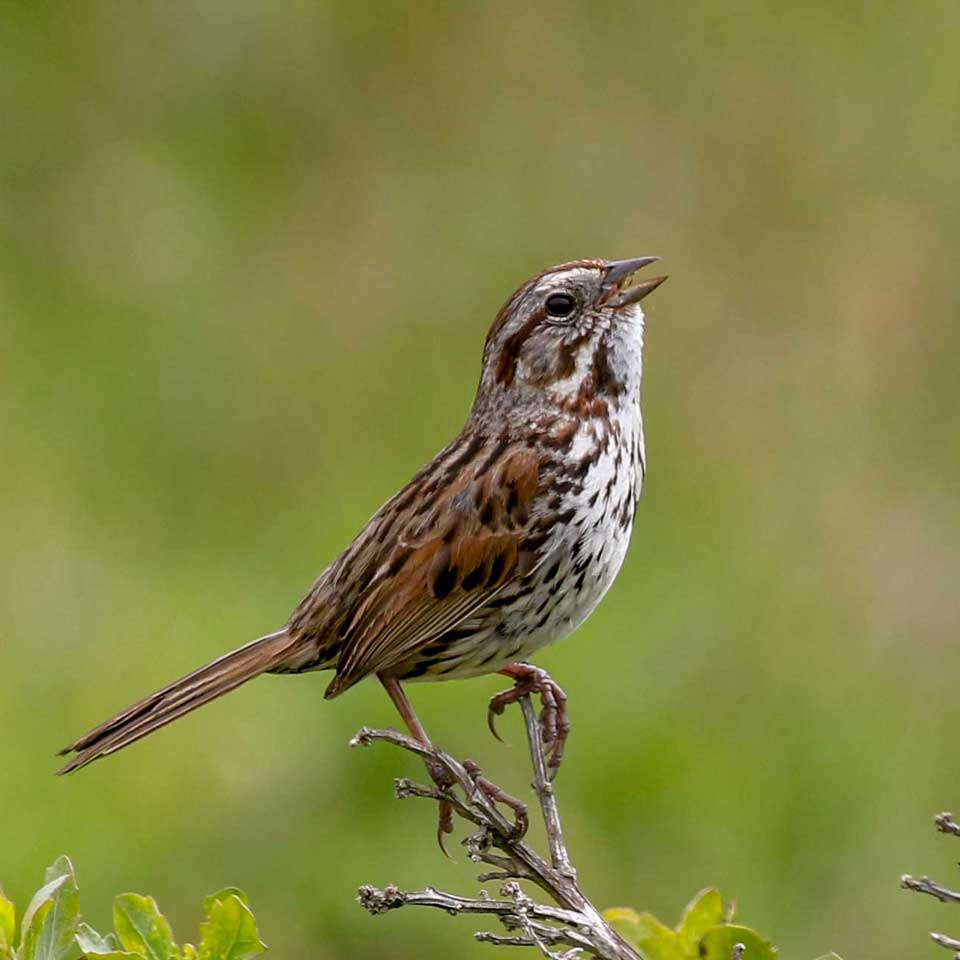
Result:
[488, 663, 569, 778]
[379, 676, 455, 845]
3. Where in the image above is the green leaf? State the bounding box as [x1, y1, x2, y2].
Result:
[0, 887, 15, 958]
[200, 891, 248, 917]
[17, 900, 54, 960]
[18, 858, 80, 960]
[197, 895, 265, 960]
[603, 908, 687, 960]
[678, 888, 725, 954]
[17, 876, 67, 946]
[113, 895, 177, 960]
[33, 858, 80, 960]
[76, 922, 117, 953]
[699, 924, 778, 960]
[76, 921, 140, 959]
[603, 906, 647, 945]
[180, 945, 198, 960]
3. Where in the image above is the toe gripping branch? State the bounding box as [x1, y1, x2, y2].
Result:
[351, 693, 644, 960]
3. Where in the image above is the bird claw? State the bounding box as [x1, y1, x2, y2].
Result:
[488, 664, 569, 779]
[486, 701, 509, 745]
[436, 801, 455, 858]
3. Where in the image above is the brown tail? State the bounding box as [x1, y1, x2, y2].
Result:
[57, 630, 297, 775]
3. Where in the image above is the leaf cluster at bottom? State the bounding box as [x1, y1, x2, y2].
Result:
[0, 857, 264, 960]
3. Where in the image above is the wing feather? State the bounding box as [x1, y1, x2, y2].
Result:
[324, 441, 543, 696]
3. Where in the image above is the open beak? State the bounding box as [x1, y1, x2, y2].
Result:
[601, 257, 668, 307]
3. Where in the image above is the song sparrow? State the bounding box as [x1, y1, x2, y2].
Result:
[58, 256, 666, 832]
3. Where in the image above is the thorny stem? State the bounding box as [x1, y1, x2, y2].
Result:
[350, 694, 641, 960]
[903, 811, 960, 955]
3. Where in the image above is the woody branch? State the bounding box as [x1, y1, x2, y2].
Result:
[350, 695, 641, 960]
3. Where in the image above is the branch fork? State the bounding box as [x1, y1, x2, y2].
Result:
[350, 696, 641, 959]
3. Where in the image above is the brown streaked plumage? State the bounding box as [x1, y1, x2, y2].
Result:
[58, 256, 666, 832]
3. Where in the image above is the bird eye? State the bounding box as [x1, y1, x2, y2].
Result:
[545, 293, 577, 319]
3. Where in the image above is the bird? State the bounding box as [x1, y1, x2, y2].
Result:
[58, 256, 666, 833]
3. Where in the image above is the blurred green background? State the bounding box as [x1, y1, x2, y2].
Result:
[2, 2, 959, 958]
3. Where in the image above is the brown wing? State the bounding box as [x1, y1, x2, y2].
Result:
[321, 436, 544, 697]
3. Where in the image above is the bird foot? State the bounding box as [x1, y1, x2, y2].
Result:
[463, 759, 528, 838]
[487, 663, 569, 778]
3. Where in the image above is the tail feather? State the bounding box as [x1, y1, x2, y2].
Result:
[57, 630, 296, 775]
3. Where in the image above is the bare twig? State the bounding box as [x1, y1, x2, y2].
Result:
[936, 813, 960, 837]
[901, 875, 960, 904]
[903, 811, 960, 954]
[351, 696, 641, 959]
[931, 932, 960, 954]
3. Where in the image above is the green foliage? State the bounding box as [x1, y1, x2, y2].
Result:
[0, 859, 264, 960]
[1, 888, 18, 959]
[196, 892, 263, 960]
[13, 857, 79, 960]
[605, 889, 778, 960]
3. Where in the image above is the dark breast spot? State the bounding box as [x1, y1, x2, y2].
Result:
[476, 646, 503, 668]
[535, 609, 553, 630]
